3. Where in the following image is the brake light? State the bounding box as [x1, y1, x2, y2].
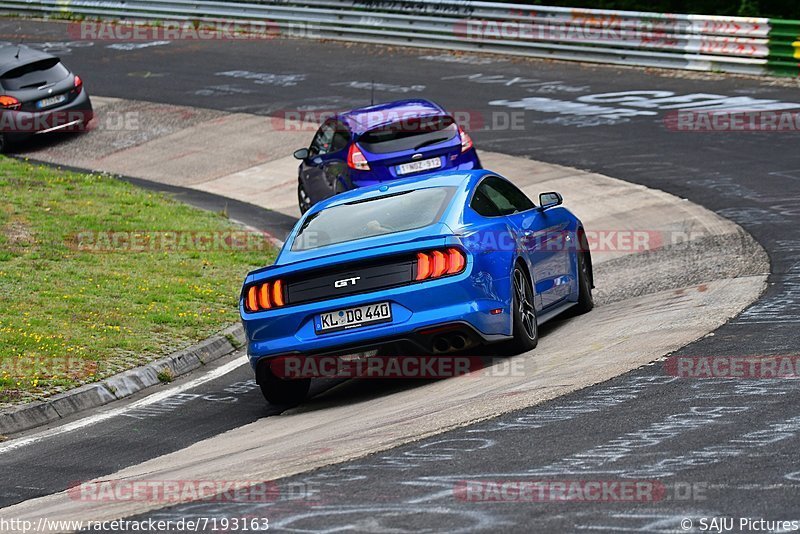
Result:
[431, 250, 447, 278]
[246, 286, 258, 312]
[458, 126, 473, 153]
[415, 252, 431, 280]
[448, 247, 466, 273]
[244, 279, 286, 312]
[73, 74, 83, 94]
[272, 279, 285, 307]
[258, 284, 271, 310]
[347, 143, 370, 171]
[0, 95, 21, 110]
[415, 248, 466, 281]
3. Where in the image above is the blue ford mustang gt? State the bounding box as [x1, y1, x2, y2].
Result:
[241, 169, 593, 404]
[293, 99, 481, 213]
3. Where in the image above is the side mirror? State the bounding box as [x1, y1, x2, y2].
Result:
[293, 148, 309, 160]
[538, 192, 563, 210]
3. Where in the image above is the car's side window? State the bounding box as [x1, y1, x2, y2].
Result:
[309, 121, 337, 156]
[329, 122, 350, 153]
[480, 177, 535, 216]
[470, 186, 502, 217]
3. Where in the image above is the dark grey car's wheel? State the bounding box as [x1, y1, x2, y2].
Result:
[0, 133, 6, 154]
[506, 265, 538, 354]
[258, 363, 310, 406]
[298, 182, 312, 214]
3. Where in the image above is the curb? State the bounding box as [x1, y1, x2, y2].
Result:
[0, 324, 246, 436]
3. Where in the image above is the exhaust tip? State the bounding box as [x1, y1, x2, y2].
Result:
[432, 336, 451, 353]
[450, 334, 467, 351]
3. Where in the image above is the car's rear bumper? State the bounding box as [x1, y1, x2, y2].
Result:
[349, 148, 482, 188]
[242, 267, 512, 371]
[2, 91, 93, 140]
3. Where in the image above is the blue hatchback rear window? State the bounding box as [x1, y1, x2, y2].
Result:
[358, 115, 457, 154]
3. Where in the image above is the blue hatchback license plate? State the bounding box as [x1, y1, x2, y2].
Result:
[397, 157, 441, 175]
[316, 302, 392, 333]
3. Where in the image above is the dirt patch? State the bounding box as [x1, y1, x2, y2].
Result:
[594, 227, 770, 305]
[2, 219, 35, 247]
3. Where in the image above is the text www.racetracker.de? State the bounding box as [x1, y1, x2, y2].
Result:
[0, 517, 270, 533]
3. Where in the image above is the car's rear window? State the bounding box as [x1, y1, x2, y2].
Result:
[291, 187, 455, 251]
[0, 58, 70, 90]
[358, 115, 458, 154]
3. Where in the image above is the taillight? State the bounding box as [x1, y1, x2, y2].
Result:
[258, 284, 271, 310]
[347, 143, 370, 171]
[458, 126, 473, 153]
[272, 279, 285, 307]
[415, 252, 431, 280]
[244, 279, 286, 312]
[0, 95, 21, 111]
[246, 286, 258, 312]
[415, 248, 466, 281]
[447, 247, 466, 273]
[73, 74, 83, 94]
[431, 250, 447, 277]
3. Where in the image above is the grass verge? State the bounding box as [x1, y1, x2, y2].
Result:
[0, 158, 275, 406]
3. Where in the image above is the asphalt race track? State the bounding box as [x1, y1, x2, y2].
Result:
[2, 18, 800, 533]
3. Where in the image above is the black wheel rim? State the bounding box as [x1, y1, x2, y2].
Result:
[514, 269, 537, 340]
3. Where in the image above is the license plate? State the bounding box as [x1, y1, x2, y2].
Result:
[396, 157, 441, 175]
[36, 94, 67, 109]
[316, 302, 392, 334]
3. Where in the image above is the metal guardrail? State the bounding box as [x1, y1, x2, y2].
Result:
[1, 0, 798, 76]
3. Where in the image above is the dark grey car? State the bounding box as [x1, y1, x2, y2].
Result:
[0, 44, 93, 152]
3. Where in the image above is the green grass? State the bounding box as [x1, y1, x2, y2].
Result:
[0, 158, 275, 405]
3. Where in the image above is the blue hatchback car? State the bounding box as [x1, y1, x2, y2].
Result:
[240, 170, 594, 405]
[292, 99, 481, 213]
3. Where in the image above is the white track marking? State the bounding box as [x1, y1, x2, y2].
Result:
[0, 358, 247, 454]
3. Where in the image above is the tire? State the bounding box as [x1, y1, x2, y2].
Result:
[505, 265, 539, 354]
[573, 250, 594, 315]
[0, 133, 6, 154]
[258, 363, 311, 406]
[333, 179, 346, 195]
[298, 182, 312, 214]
